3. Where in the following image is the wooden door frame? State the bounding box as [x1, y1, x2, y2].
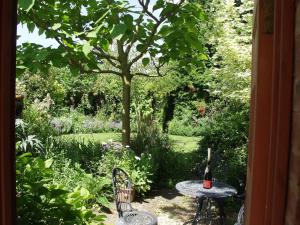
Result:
[0, 0, 296, 224]
[0, 0, 17, 224]
[245, 0, 295, 225]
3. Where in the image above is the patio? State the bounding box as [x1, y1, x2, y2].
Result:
[104, 188, 239, 225]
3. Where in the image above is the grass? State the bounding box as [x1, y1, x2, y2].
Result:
[61, 133, 200, 153]
[169, 135, 200, 152]
[61, 132, 121, 144]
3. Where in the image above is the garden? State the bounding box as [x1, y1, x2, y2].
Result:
[16, 0, 253, 224]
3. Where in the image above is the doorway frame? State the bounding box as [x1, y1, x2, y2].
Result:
[0, 0, 296, 224]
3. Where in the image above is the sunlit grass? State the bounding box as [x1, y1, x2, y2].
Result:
[61, 133, 200, 153]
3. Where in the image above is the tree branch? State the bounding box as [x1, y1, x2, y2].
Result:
[93, 47, 120, 69]
[151, 56, 166, 77]
[97, 69, 122, 75]
[125, 3, 147, 54]
[138, 0, 159, 23]
[132, 72, 166, 78]
[129, 0, 185, 68]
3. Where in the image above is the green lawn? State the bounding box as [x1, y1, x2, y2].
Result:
[61, 133, 200, 153]
[61, 132, 121, 144]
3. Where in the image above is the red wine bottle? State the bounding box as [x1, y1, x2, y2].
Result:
[203, 148, 212, 189]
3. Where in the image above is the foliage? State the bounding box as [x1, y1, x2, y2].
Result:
[16, 153, 106, 225]
[51, 110, 122, 135]
[99, 145, 153, 195]
[17, 0, 208, 145]
[202, 0, 253, 102]
[21, 104, 56, 145]
[131, 120, 180, 186]
[197, 101, 249, 192]
[46, 138, 105, 173]
[51, 157, 112, 209]
[168, 105, 203, 136]
[16, 119, 43, 153]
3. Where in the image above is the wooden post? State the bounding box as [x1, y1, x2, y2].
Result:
[246, 0, 295, 225]
[0, 0, 17, 224]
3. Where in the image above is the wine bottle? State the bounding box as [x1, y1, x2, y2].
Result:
[203, 148, 212, 189]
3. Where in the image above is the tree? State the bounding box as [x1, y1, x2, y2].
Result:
[17, 0, 207, 145]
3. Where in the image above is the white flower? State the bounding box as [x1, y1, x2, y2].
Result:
[135, 156, 141, 161]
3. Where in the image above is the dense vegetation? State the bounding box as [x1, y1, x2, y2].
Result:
[16, 0, 253, 224]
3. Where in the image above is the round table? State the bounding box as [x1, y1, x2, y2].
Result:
[176, 180, 237, 225]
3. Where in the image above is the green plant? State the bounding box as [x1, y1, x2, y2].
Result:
[99, 147, 153, 196]
[45, 138, 105, 173]
[197, 101, 249, 192]
[18, 0, 207, 145]
[16, 153, 106, 225]
[51, 158, 112, 209]
[22, 104, 56, 143]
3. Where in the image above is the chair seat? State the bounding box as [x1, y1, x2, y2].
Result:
[116, 211, 157, 225]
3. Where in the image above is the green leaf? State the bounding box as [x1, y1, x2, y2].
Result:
[52, 23, 61, 30]
[101, 39, 109, 51]
[110, 24, 127, 40]
[80, 187, 90, 198]
[19, 0, 35, 12]
[96, 196, 110, 208]
[199, 54, 208, 60]
[94, 214, 106, 222]
[142, 58, 150, 66]
[38, 28, 44, 36]
[44, 158, 53, 168]
[153, 0, 164, 11]
[123, 15, 133, 27]
[87, 30, 97, 38]
[136, 44, 144, 52]
[27, 23, 35, 33]
[82, 42, 93, 58]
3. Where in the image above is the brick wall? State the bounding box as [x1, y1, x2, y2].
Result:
[285, 1, 300, 224]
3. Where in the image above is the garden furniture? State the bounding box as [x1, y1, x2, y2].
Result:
[112, 168, 158, 225]
[176, 180, 237, 225]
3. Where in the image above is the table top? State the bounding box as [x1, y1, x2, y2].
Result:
[176, 180, 237, 199]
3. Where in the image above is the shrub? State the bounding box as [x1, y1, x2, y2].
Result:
[51, 157, 112, 208]
[168, 117, 202, 136]
[46, 138, 105, 173]
[168, 105, 203, 137]
[99, 145, 153, 196]
[197, 101, 249, 192]
[132, 120, 203, 187]
[51, 110, 122, 135]
[16, 153, 106, 225]
[22, 104, 56, 143]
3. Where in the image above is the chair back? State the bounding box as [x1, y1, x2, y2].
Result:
[112, 168, 134, 217]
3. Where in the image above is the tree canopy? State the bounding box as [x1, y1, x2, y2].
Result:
[17, 0, 208, 145]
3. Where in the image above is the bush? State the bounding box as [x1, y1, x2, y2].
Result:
[51, 110, 122, 135]
[22, 104, 56, 143]
[16, 153, 106, 225]
[168, 105, 203, 137]
[99, 144, 153, 196]
[168, 117, 202, 136]
[197, 101, 249, 192]
[45, 138, 105, 173]
[131, 120, 192, 188]
[51, 157, 112, 208]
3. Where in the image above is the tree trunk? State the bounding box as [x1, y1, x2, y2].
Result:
[121, 74, 131, 146]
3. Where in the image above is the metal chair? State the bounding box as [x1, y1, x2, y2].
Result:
[112, 168, 158, 225]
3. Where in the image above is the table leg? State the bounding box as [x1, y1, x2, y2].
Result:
[192, 196, 204, 225]
[215, 198, 226, 225]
